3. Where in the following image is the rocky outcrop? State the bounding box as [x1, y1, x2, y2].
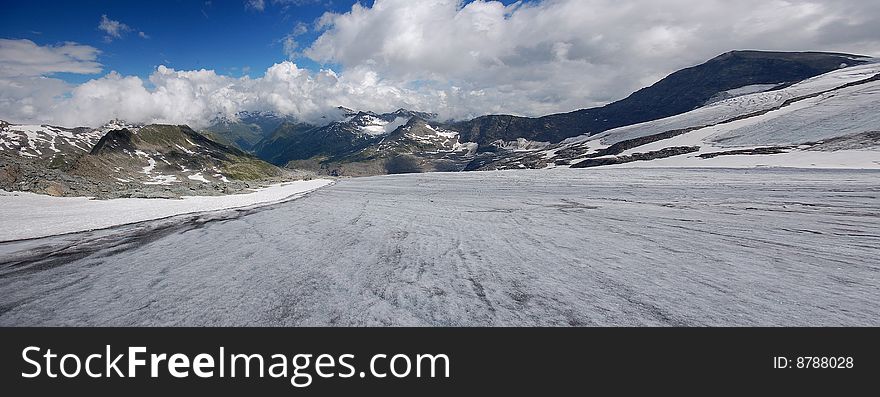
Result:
[571, 146, 701, 168]
[806, 131, 880, 151]
[1, 122, 306, 198]
[698, 147, 791, 159]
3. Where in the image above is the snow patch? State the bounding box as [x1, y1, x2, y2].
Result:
[188, 173, 210, 183]
[0, 179, 333, 241]
[175, 144, 195, 155]
[143, 175, 179, 185]
[213, 174, 230, 183]
[358, 116, 409, 136]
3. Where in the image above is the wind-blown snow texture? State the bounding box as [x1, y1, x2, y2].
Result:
[1, 169, 877, 326]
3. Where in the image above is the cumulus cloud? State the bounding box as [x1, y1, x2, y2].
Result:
[0, 76, 72, 124]
[98, 15, 133, 42]
[305, 0, 880, 117]
[1, 62, 431, 128]
[3, 0, 880, 128]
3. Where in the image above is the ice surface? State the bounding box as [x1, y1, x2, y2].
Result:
[0, 179, 333, 241]
[709, 82, 880, 147]
[0, 169, 876, 326]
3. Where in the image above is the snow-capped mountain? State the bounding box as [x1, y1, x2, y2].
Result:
[251, 108, 462, 175]
[0, 121, 107, 161]
[202, 110, 297, 152]
[451, 51, 873, 146]
[323, 117, 478, 175]
[347, 111, 411, 137]
[338, 108, 439, 138]
[246, 50, 876, 176]
[4, 50, 877, 189]
[85, 124, 283, 186]
[473, 61, 880, 170]
[1, 120, 289, 198]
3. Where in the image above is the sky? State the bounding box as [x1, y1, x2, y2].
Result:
[1, 0, 879, 128]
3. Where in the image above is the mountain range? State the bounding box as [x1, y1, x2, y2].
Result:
[202, 50, 876, 175]
[1, 50, 878, 197]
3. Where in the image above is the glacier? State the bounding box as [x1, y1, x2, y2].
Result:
[0, 168, 877, 326]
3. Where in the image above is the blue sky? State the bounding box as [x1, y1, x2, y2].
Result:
[0, 0, 376, 82]
[1, 0, 524, 84]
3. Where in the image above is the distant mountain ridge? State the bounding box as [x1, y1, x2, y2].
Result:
[202, 111, 296, 152]
[451, 51, 871, 146]
[230, 50, 872, 175]
[0, 121, 293, 198]
[3, 50, 875, 191]
[472, 61, 880, 171]
[250, 108, 451, 174]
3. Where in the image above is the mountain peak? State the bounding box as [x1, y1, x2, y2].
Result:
[100, 119, 142, 133]
[390, 108, 438, 120]
[454, 50, 874, 146]
[708, 50, 871, 66]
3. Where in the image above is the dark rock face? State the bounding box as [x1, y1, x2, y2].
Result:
[201, 111, 296, 152]
[90, 128, 136, 155]
[587, 128, 700, 158]
[451, 51, 867, 145]
[0, 161, 21, 187]
[698, 147, 791, 159]
[570, 146, 701, 168]
[254, 121, 376, 166]
[806, 131, 880, 151]
[385, 155, 423, 174]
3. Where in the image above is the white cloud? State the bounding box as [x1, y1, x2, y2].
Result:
[0, 62, 431, 128]
[281, 36, 299, 60]
[0, 39, 103, 124]
[98, 15, 132, 42]
[246, 0, 266, 11]
[246, 0, 324, 12]
[3, 0, 880, 128]
[0, 76, 72, 123]
[304, 0, 880, 117]
[139, 31, 151, 39]
[0, 39, 102, 77]
[280, 22, 310, 60]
